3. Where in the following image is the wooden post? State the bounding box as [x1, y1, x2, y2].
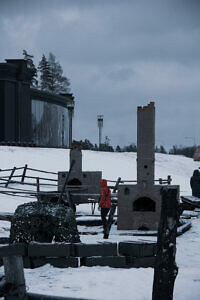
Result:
[59, 160, 75, 210]
[21, 164, 28, 183]
[104, 177, 121, 238]
[152, 186, 179, 300]
[167, 175, 172, 185]
[3, 255, 26, 299]
[36, 177, 40, 193]
[5, 167, 16, 188]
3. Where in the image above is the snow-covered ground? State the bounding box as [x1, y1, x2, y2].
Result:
[0, 147, 200, 299]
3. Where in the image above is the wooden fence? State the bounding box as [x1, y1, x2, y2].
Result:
[0, 165, 58, 199]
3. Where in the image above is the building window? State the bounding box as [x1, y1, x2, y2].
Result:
[31, 99, 69, 147]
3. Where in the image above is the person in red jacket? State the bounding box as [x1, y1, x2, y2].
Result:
[99, 179, 111, 238]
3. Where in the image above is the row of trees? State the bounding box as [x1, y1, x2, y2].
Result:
[73, 138, 197, 158]
[23, 50, 70, 93]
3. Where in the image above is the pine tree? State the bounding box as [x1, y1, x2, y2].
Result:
[116, 145, 121, 152]
[48, 52, 70, 93]
[94, 144, 98, 151]
[160, 145, 167, 154]
[82, 139, 94, 150]
[22, 50, 38, 87]
[123, 143, 137, 152]
[38, 54, 51, 91]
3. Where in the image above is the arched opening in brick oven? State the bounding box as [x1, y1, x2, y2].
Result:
[68, 178, 82, 186]
[133, 197, 156, 212]
[67, 178, 82, 212]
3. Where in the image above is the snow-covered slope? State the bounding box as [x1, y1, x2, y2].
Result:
[1, 146, 199, 193]
[0, 147, 200, 300]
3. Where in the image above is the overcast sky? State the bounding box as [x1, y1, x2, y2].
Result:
[1, 0, 200, 149]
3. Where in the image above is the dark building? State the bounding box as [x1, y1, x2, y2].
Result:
[0, 59, 74, 147]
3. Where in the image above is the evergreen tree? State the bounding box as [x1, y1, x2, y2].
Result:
[116, 145, 121, 152]
[155, 145, 167, 154]
[82, 139, 94, 150]
[38, 54, 51, 91]
[160, 145, 167, 154]
[94, 144, 99, 151]
[123, 143, 137, 152]
[99, 136, 114, 152]
[48, 52, 70, 93]
[169, 145, 197, 158]
[22, 50, 38, 87]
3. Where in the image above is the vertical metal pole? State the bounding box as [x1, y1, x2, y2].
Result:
[62, 113, 64, 147]
[68, 106, 73, 148]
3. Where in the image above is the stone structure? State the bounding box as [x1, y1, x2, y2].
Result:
[10, 201, 80, 243]
[118, 102, 179, 230]
[0, 58, 74, 147]
[58, 147, 102, 203]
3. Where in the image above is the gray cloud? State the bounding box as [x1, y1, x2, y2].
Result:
[0, 0, 200, 149]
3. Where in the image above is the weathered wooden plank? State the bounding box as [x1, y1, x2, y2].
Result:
[3, 255, 26, 299]
[119, 241, 156, 257]
[104, 177, 121, 238]
[80, 256, 126, 268]
[59, 160, 75, 210]
[23, 257, 78, 269]
[36, 177, 40, 193]
[21, 164, 28, 183]
[27, 167, 57, 175]
[72, 242, 117, 257]
[0, 237, 10, 244]
[152, 186, 179, 300]
[126, 256, 155, 268]
[0, 243, 27, 257]
[0, 212, 13, 221]
[5, 167, 16, 188]
[28, 243, 71, 257]
[48, 257, 78, 268]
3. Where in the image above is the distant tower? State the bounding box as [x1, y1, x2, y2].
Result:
[97, 115, 103, 148]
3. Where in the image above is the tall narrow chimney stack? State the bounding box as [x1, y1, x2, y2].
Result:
[137, 102, 155, 187]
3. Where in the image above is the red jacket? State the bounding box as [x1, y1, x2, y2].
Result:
[99, 179, 111, 208]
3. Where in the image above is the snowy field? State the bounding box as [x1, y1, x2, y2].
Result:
[0, 147, 200, 299]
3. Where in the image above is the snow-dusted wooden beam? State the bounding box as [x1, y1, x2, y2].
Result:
[152, 186, 179, 300]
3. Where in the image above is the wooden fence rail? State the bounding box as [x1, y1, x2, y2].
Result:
[0, 167, 24, 172]
[0, 175, 58, 182]
[0, 166, 57, 175]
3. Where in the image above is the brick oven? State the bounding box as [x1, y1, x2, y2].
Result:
[58, 147, 102, 203]
[118, 102, 179, 230]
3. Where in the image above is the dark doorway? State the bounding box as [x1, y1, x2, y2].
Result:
[68, 178, 82, 186]
[133, 197, 156, 212]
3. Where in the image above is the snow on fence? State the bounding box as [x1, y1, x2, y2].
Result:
[0, 165, 172, 198]
[0, 165, 58, 198]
